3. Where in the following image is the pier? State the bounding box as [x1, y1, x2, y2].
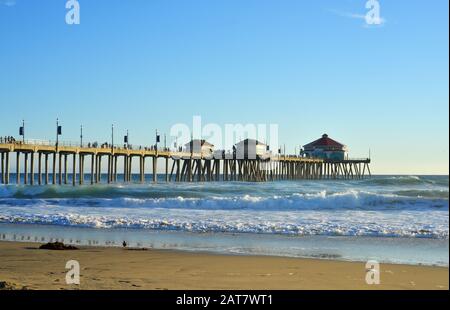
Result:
[0, 140, 371, 185]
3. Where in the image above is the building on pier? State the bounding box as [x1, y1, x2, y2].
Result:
[185, 139, 214, 158]
[303, 134, 348, 160]
[234, 139, 269, 160]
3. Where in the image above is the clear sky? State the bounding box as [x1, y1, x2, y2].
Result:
[0, 0, 448, 174]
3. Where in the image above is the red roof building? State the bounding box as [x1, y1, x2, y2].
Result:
[303, 134, 348, 160]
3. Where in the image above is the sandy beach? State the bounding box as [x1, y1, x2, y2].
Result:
[0, 241, 447, 290]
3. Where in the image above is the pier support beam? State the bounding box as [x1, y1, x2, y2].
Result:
[5, 152, 9, 184]
[29, 152, 34, 185]
[110, 155, 114, 183]
[139, 156, 144, 183]
[91, 154, 95, 185]
[97, 155, 102, 183]
[153, 156, 157, 183]
[72, 153, 76, 186]
[197, 159, 202, 182]
[52, 153, 57, 185]
[123, 156, 127, 183]
[24, 153, 28, 185]
[128, 156, 133, 182]
[79, 154, 84, 185]
[0, 152, 4, 184]
[38, 153, 42, 185]
[64, 155, 68, 184]
[58, 154, 62, 185]
[113, 155, 118, 182]
[107, 155, 111, 184]
[176, 159, 181, 182]
[165, 157, 169, 182]
[94, 155, 98, 183]
[16, 152, 20, 184]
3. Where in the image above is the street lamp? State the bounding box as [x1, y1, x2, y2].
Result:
[56, 118, 62, 148]
[124, 130, 129, 149]
[111, 124, 114, 151]
[19, 120, 25, 143]
[80, 125, 83, 147]
[155, 130, 160, 150]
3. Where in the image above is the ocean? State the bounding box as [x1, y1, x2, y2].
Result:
[0, 175, 448, 266]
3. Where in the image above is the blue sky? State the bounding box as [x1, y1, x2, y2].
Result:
[0, 0, 448, 174]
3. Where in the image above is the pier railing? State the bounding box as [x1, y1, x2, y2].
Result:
[1, 139, 171, 152]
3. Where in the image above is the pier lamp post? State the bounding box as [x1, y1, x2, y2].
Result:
[80, 125, 83, 147]
[155, 130, 160, 151]
[56, 119, 62, 148]
[124, 130, 129, 149]
[19, 120, 25, 143]
[111, 124, 114, 151]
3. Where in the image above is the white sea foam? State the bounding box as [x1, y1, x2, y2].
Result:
[0, 201, 448, 238]
[0, 176, 448, 238]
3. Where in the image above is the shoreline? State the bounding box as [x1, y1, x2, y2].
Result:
[1, 238, 449, 268]
[1, 222, 448, 267]
[0, 241, 448, 290]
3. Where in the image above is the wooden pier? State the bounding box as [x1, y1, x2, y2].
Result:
[0, 141, 371, 185]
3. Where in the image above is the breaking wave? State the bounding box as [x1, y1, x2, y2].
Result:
[0, 175, 448, 239]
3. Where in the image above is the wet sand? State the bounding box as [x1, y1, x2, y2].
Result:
[0, 241, 447, 290]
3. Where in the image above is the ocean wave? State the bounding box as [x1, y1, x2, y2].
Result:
[0, 189, 448, 212]
[0, 177, 448, 240]
[0, 209, 447, 239]
[0, 182, 448, 211]
[0, 176, 448, 200]
[359, 175, 448, 187]
[393, 190, 449, 199]
[0, 192, 448, 212]
[0, 184, 206, 200]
